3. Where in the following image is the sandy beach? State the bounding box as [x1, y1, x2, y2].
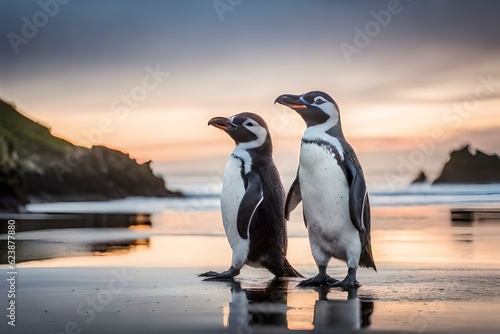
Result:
[2, 204, 500, 333]
[1, 266, 500, 333]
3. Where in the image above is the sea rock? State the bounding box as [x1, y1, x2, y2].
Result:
[411, 170, 428, 184]
[433, 144, 500, 184]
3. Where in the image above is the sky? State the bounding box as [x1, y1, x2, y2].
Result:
[1, 0, 500, 188]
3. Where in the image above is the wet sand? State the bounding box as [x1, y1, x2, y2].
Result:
[1, 205, 500, 332]
[1, 266, 500, 333]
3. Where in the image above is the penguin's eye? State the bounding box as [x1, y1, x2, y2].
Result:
[245, 121, 254, 127]
[314, 98, 326, 105]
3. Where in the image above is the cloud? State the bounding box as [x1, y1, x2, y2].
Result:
[1, 0, 499, 180]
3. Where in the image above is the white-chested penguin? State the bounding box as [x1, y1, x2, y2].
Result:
[275, 91, 376, 288]
[199, 112, 302, 280]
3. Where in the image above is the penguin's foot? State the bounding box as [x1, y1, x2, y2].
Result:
[198, 271, 220, 277]
[297, 273, 339, 287]
[202, 270, 235, 281]
[330, 268, 360, 289]
[330, 276, 360, 289]
[199, 267, 240, 281]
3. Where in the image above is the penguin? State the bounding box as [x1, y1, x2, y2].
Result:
[274, 91, 376, 288]
[199, 112, 302, 280]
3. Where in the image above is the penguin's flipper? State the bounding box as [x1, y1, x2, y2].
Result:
[237, 171, 264, 239]
[285, 169, 302, 220]
[343, 152, 368, 237]
[345, 151, 377, 271]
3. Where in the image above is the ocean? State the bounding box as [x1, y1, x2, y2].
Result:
[26, 181, 500, 213]
[10, 180, 500, 269]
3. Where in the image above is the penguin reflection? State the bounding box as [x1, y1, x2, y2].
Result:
[225, 280, 373, 332]
[226, 278, 289, 332]
[313, 287, 373, 330]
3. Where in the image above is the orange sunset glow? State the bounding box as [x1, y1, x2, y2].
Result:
[1, 1, 499, 187]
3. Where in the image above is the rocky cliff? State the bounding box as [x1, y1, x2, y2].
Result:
[433, 144, 500, 184]
[0, 99, 181, 207]
[0, 135, 29, 212]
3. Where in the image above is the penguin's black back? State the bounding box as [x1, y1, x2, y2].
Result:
[245, 151, 294, 276]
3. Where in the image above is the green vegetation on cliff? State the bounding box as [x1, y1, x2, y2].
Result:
[0, 100, 72, 159]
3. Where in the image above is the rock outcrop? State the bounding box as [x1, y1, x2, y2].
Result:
[0, 98, 181, 206]
[25, 145, 181, 201]
[411, 170, 428, 184]
[0, 135, 29, 212]
[433, 144, 500, 184]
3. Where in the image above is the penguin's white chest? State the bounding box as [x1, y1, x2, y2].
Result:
[220, 154, 247, 249]
[299, 142, 360, 259]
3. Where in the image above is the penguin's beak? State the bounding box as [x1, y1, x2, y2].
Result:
[208, 117, 235, 131]
[274, 94, 308, 109]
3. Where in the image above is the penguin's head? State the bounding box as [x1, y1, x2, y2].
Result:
[208, 112, 272, 152]
[274, 91, 340, 128]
